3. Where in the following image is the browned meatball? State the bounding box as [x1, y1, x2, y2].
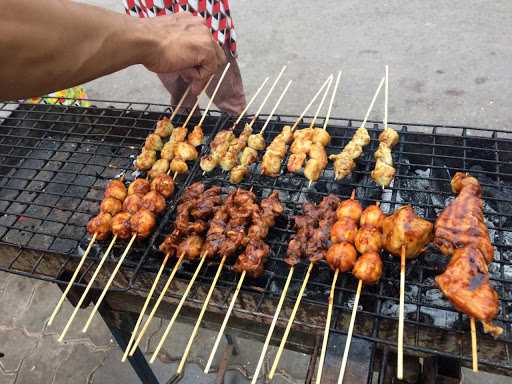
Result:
[141, 191, 166, 215]
[87, 213, 112, 240]
[111, 212, 132, 239]
[352, 252, 383, 284]
[359, 205, 384, 229]
[104, 179, 127, 201]
[355, 226, 382, 254]
[100, 197, 123, 216]
[144, 133, 164, 151]
[150, 174, 175, 198]
[123, 194, 143, 214]
[330, 217, 358, 243]
[130, 208, 156, 239]
[336, 199, 363, 222]
[326, 242, 357, 272]
[177, 235, 204, 260]
[128, 179, 151, 196]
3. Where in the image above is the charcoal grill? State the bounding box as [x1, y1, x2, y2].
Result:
[0, 98, 511, 383]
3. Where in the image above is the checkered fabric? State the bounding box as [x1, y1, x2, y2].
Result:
[124, 0, 237, 56]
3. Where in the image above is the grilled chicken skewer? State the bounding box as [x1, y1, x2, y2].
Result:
[329, 77, 384, 180]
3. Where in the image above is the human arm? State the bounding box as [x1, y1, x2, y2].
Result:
[0, 0, 225, 100]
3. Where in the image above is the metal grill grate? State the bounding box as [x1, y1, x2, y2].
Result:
[0, 99, 511, 378]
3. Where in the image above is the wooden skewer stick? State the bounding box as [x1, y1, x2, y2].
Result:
[316, 268, 339, 384]
[360, 77, 385, 130]
[397, 244, 406, 380]
[268, 261, 314, 379]
[337, 279, 363, 384]
[82, 234, 137, 332]
[232, 77, 270, 129]
[323, 71, 342, 131]
[48, 232, 97, 325]
[291, 75, 333, 132]
[58, 235, 118, 341]
[471, 317, 478, 372]
[197, 63, 231, 127]
[121, 253, 170, 362]
[259, 80, 293, 135]
[247, 65, 287, 129]
[176, 255, 227, 374]
[129, 252, 185, 356]
[149, 253, 207, 363]
[251, 266, 295, 384]
[384, 65, 389, 130]
[181, 76, 214, 130]
[308, 75, 333, 129]
[204, 270, 247, 373]
[169, 85, 192, 122]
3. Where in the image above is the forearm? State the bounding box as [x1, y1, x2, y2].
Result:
[0, 0, 153, 100]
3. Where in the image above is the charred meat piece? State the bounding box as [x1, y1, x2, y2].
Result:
[123, 194, 143, 215]
[233, 239, 270, 278]
[178, 235, 204, 260]
[111, 212, 132, 240]
[141, 191, 166, 215]
[326, 242, 357, 272]
[130, 208, 156, 239]
[150, 174, 175, 198]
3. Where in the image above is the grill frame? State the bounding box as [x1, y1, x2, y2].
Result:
[0, 98, 511, 378]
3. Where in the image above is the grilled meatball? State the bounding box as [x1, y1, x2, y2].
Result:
[352, 127, 371, 146]
[330, 217, 358, 243]
[111, 212, 132, 239]
[304, 158, 324, 182]
[170, 126, 188, 142]
[287, 153, 306, 173]
[100, 197, 123, 216]
[177, 235, 204, 260]
[144, 133, 164, 151]
[161, 141, 177, 160]
[148, 158, 169, 178]
[175, 142, 198, 161]
[229, 165, 248, 184]
[312, 128, 331, 146]
[326, 242, 357, 272]
[240, 147, 258, 166]
[128, 178, 151, 196]
[352, 251, 383, 284]
[343, 141, 363, 160]
[104, 179, 127, 201]
[329, 153, 355, 180]
[150, 174, 175, 198]
[336, 199, 363, 222]
[261, 153, 282, 176]
[187, 125, 204, 147]
[87, 212, 112, 240]
[355, 226, 382, 254]
[360, 205, 384, 229]
[154, 118, 174, 138]
[378, 127, 399, 147]
[371, 161, 396, 189]
[247, 133, 266, 151]
[200, 155, 217, 173]
[141, 191, 166, 215]
[123, 194, 143, 214]
[135, 150, 157, 171]
[130, 208, 156, 239]
[169, 158, 188, 174]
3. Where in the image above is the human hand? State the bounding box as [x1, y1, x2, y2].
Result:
[140, 13, 226, 95]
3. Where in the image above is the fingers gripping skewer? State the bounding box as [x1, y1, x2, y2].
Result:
[471, 317, 478, 372]
[204, 270, 247, 373]
[308, 75, 333, 129]
[269, 261, 314, 379]
[58, 235, 118, 341]
[129, 252, 186, 356]
[121, 253, 170, 362]
[232, 77, 270, 129]
[169, 85, 192, 122]
[182, 76, 214, 130]
[198, 63, 231, 127]
[251, 266, 295, 384]
[291, 75, 333, 132]
[150, 252, 208, 363]
[176, 255, 227, 374]
[82, 234, 137, 332]
[316, 268, 339, 384]
[323, 71, 342, 131]
[337, 279, 363, 384]
[397, 244, 406, 380]
[259, 80, 293, 135]
[48, 232, 97, 325]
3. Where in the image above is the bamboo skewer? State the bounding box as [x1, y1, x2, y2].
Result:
[121, 253, 171, 362]
[176, 255, 227, 374]
[58, 235, 118, 341]
[182, 76, 214, 129]
[169, 85, 191, 122]
[268, 261, 314, 379]
[384, 65, 389, 130]
[471, 317, 478, 371]
[308, 75, 333, 129]
[291, 75, 333, 132]
[204, 270, 247, 373]
[197, 63, 231, 127]
[251, 265, 295, 384]
[316, 268, 339, 384]
[259, 80, 293, 135]
[247, 65, 287, 130]
[82, 234, 137, 332]
[128, 252, 185, 356]
[232, 77, 270, 129]
[323, 71, 342, 131]
[360, 77, 385, 130]
[48, 232, 97, 325]
[397, 244, 406, 380]
[150, 252, 208, 363]
[337, 279, 363, 384]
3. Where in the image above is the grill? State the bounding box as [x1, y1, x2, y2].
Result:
[0, 99, 511, 382]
